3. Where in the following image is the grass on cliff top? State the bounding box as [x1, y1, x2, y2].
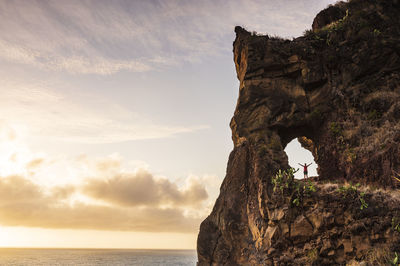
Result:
[317, 180, 400, 201]
[303, 0, 398, 46]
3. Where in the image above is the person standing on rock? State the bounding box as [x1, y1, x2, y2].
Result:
[298, 162, 312, 180]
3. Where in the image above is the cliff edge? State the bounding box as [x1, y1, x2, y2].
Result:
[197, 0, 400, 264]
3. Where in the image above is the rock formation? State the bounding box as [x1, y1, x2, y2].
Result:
[197, 0, 400, 264]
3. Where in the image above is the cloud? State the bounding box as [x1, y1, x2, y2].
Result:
[26, 158, 45, 169]
[0, 132, 212, 233]
[0, 0, 336, 75]
[0, 80, 209, 143]
[0, 172, 206, 232]
[0, 175, 44, 203]
[0, 40, 151, 74]
[83, 169, 208, 208]
[95, 156, 121, 172]
[0, 121, 16, 142]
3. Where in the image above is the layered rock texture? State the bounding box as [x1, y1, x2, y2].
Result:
[197, 0, 400, 264]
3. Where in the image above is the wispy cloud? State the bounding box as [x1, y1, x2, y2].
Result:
[0, 0, 336, 75]
[0, 40, 151, 74]
[1, 79, 208, 143]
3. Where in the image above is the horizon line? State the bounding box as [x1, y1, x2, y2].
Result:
[0, 246, 196, 251]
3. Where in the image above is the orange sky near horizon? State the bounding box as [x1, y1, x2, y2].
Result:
[0, 227, 197, 250]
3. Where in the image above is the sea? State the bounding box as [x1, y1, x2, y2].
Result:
[0, 248, 197, 266]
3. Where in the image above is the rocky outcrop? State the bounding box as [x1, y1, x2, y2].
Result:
[197, 0, 400, 264]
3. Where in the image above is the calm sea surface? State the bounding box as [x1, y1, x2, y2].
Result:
[0, 249, 197, 266]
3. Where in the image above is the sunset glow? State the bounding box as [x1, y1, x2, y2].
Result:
[0, 0, 335, 249]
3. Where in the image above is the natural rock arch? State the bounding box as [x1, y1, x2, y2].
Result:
[231, 20, 400, 189]
[198, 0, 400, 264]
[284, 137, 318, 179]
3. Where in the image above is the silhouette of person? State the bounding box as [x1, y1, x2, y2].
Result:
[298, 162, 312, 180]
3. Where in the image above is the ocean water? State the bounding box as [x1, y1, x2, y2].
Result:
[0, 248, 197, 266]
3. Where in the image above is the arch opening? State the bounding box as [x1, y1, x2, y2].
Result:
[284, 137, 318, 180]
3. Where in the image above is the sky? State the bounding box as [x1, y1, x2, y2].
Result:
[0, 0, 334, 249]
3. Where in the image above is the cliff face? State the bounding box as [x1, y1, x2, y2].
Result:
[197, 0, 400, 265]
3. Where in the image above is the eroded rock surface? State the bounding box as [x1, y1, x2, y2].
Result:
[197, 0, 400, 264]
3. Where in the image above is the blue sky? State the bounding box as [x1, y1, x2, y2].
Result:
[0, 0, 333, 248]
